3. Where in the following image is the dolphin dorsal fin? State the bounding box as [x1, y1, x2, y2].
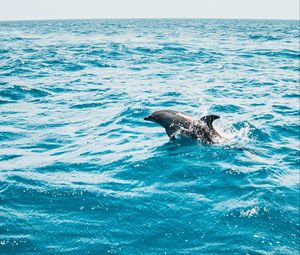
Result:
[200, 115, 220, 129]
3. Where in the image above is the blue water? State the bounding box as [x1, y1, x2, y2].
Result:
[0, 19, 299, 254]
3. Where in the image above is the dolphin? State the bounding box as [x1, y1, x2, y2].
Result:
[144, 109, 222, 143]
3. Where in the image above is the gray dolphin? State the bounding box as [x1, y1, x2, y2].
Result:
[144, 109, 222, 143]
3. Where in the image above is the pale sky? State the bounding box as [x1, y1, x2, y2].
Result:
[0, 0, 299, 21]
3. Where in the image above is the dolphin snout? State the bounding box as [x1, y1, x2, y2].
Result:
[144, 116, 151, 121]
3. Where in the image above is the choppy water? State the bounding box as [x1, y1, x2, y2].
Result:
[0, 19, 299, 254]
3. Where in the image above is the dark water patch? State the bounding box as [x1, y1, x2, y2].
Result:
[156, 48, 221, 65]
[133, 46, 161, 54]
[0, 154, 22, 161]
[0, 85, 50, 101]
[70, 102, 103, 109]
[253, 113, 275, 121]
[117, 106, 148, 120]
[283, 93, 300, 98]
[280, 77, 299, 83]
[21, 142, 62, 152]
[279, 65, 300, 72]
[0, 48, 10, 55]
[205, 87, 236, 98]
[284, 158, 300, 170]
[85, 48, 105, 56]
[8, 37, 25, 41]
[131, 58, 153, 66]
[43, 60, 86, 72]
[128, 66, 148, 71]
[161, 91, 183, 97]
[272, 123, 300, 139]
[249, 34, 282, 41]
[84, 60, 113, 68]
[1, 67, 34, 77]
[0, 131, 26, 141]
[0, 238, 36, 255]
[250, 102, 266, 107]
[33, 122, 70, 129]
[80, 149, 114, 158]
[97, 118, 117, 129]
[254, 49, 300, 59]
[32, 162, 102, 174]
[23, 48, 38, 53]
[238, 52, 255, 59]
[212, 104, 244, 114]
[46, 86, 80, 94]
[62, 63, 86, 72]
[0, 98, 15, 104]
[155, 72, 173, 78]
[9, 175, 48, 188]
[162, 46, 188, 52]
[272, 104, 299, 115]
[273, 145, 299, 157]
[102, 91, 128, 102]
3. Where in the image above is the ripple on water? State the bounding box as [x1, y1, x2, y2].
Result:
[0, 85, 50, 101]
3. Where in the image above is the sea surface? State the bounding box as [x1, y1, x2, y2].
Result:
[0, 19, 299, 254]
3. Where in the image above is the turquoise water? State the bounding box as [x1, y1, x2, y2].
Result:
[0, 19, 299, 254]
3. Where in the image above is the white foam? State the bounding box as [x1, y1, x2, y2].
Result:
[213, 118, 253, 146]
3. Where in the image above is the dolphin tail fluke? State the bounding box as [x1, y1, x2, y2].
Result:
[200, 115, 220, 129]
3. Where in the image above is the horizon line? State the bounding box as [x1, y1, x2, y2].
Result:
[0, 17, 299, 22]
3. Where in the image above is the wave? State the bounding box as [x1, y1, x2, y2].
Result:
[0, 85, 51, 101]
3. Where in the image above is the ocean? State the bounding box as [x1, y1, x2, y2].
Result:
[0, 19, 299, 254]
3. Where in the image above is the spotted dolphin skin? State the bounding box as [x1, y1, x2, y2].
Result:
[144, 109, 222, 143]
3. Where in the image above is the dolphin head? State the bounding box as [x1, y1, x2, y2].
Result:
[144, 110, 175, 128]
[144, 115, 155, 121]
[144, 112, 161, 124]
